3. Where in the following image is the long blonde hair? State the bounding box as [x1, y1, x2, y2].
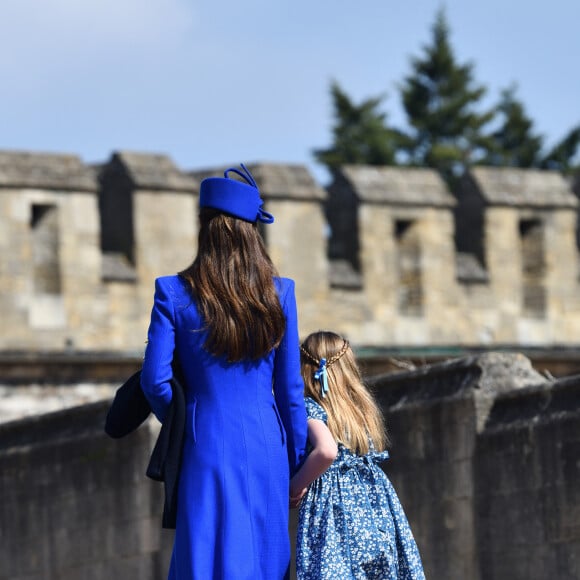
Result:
[300, 331, 387, 455]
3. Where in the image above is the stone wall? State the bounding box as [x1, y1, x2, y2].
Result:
[0, 401, 173, 580]
[1, 150, 580, 351]
[1, 353, 578, 579]
[370, 353, 580, 580]
[474, 377, 580, 579]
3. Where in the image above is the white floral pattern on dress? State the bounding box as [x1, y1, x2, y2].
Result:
[296, 397, 426, 580]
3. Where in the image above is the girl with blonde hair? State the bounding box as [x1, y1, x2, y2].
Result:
[290, 331, 425, 580]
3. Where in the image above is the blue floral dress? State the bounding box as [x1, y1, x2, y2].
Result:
[296, 398, 425, 580]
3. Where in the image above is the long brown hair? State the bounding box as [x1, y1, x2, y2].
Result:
[180, 208, 285, 361]
[300, 331, 387, 455]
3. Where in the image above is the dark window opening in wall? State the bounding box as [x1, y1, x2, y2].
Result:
[396, 219, 423, 317]
[325, 183, 361, 290]
[30, 203, 61, 294]
[98, 162, 139, 283]
[395, 220, 412, 238]
[98, 166, 135, 267]
[519, 219, 545, 318]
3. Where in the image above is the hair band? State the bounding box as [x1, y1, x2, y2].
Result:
[300, 338, 350, 398]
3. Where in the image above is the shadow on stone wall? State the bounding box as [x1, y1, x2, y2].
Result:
[0, 401, 173, 580]
[370, 352, 580, 580]
[1, 353, 579, 579]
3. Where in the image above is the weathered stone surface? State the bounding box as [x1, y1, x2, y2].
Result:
[247, 162, 326, 201]
[2, 353, 578, 580]
[105, 152, 198, 192]
[337, 165, 456, 206]
[369, 353, 579, 580]
[0, 151, 97, 191]
[475, 377, 580, 580]
[101, 252, 137, 282]
[467, 167, 577, 208]
[456, 252, 489, 283]
[1, 151, 580, 350]
[0, 401, 173, 580]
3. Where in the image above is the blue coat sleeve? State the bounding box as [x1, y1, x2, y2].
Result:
[141, 277, 175, 422]
[273, 279, 308, 476]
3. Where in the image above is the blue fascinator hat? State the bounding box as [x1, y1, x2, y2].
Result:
[199, 164, 274, 224]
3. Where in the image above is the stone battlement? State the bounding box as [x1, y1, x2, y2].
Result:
[1, 149, 580, 351]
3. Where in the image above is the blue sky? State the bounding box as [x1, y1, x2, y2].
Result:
[1, 0, 578, 183]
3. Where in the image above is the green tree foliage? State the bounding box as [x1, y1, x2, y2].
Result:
[400, 9, 494, 178]
[313, 81, 401, 173]
[541, 125, 580, 174]
[313, 8, 580, 181]
[484, 85, 544, 167]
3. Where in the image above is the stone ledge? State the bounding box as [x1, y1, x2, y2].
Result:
[0, 150, 97, 191]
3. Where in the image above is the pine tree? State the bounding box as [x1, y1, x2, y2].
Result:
[541, 125, 580, 174]
[484, 85, 543, 167]
[400, 9, 494, 178]
[313, 81, 401, 173]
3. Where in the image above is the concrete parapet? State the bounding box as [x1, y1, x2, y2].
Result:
[0, 401, 172, 580]
[369, 352, 580, 580]
[474, 376, 580, 580]
[1, 353, 578, 579]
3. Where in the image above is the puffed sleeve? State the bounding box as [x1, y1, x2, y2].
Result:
[141, 278, 175, 422]
[273, 279, 308, 475]
[305, 397, 327, 423]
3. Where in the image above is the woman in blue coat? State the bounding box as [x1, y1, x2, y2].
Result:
[141, 165, 308, 579]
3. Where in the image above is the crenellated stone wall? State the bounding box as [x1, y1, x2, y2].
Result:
[1, 150, 580, 351]
[0, 153, 105, 349]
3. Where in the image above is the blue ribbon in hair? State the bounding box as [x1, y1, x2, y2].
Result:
[313, 358, 329, 398]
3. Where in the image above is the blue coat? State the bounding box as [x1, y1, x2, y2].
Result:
[141, 275, 308, 579]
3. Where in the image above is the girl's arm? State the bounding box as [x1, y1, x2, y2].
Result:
[290, 418, 338, 505]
